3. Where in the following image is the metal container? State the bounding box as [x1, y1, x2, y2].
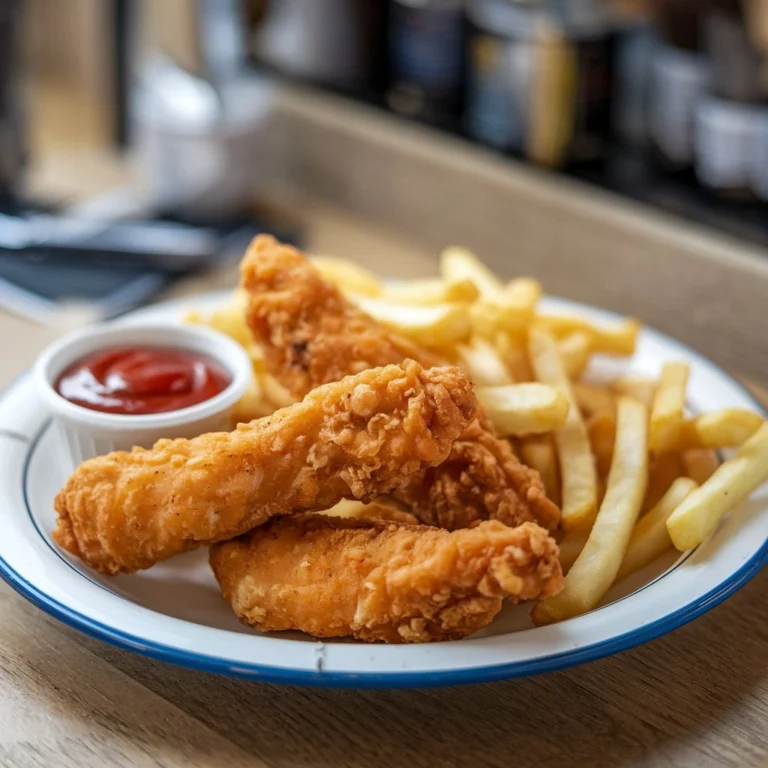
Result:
[465, 0, 616, 168]
[254, 0, 375, 87]
[694, 96, 764, 199]
[648, 41, 710, 169]
[612, 22, 655, 147]
[134, 63, 277, 221]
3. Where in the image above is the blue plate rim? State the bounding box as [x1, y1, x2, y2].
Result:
[1, 306, 767, 688]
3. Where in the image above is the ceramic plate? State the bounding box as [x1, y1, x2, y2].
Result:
[1, 291, 766, 688]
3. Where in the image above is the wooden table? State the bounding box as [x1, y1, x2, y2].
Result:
[1, 201, 767, 768]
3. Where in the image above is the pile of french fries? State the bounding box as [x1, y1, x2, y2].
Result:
[187, 247, 768, 626]
[186, 291, 296, 424]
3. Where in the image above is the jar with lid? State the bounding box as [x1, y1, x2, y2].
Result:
[465, 0, 617, 168]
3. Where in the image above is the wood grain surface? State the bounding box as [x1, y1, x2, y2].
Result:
[4, 130, 768, 766]
[2, 569, 767, 768]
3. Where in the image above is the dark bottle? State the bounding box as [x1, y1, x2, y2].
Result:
[387, 0, 466, 123]
[465, 0, 615, 168]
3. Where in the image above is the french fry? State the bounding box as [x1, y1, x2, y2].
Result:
[507, 436, 523, 457]
[532, 397, 649, 625]
[247, 342, 268, 374]
[440, 248, 540, 334]
[644, 451, 684, 512]
[259, 373, 296, 409]
[597, 475, 607, 506]
[611, 376, 656, 408]
[469, 301, 527, 337]
[352, 296, 471, 347]
[424, 344, 461, 365]
[529, 326, 598, 531]
[504, 277, 543, 315]
[649, 362, 689, 452]
[572, 382, 617, 418]
[675, 409, 763, 451]
[311, 256, 382, 297]
[477, 383, 570, 437]
[617, 477, 698, 581]
[470, 292, 540, 337]
[471, 278, 542, 333]
[319, 499, 371, 518]
[682, 449, 720, 485]
[439, 246, 504, 297]
[495, 332, 533, 382]
[520, 434, 560, 507]
[185, 294, 251, 349]
[558, 331, 592, 379]
[457, 337, 513, 387]
[535, 314, 639, 356]
[186, 299, 269, 373]
[321, 499, 419, 525]
[587, 411, 617, 479]
[666, 422, 768, 551]
[230, 375, 274, 425]
[382, 277, 479, 305]
[558, 531, 588, 574]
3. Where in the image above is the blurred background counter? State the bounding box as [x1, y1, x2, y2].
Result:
[4, 0, 768, 385]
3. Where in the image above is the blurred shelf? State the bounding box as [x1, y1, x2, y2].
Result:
[569, 150, 768, 248]
[249, 62, 768, 250]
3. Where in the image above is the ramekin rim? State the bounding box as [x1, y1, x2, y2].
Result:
[33, 321, 252, 430]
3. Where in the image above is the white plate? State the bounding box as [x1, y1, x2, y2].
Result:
[1, 291, 766, 688]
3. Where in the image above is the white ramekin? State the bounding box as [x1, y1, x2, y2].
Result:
[34, 322, 252, 466]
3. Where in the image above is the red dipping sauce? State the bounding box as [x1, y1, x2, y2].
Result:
[55, 347, 231, 415]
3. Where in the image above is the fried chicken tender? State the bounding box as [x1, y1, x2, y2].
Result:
[210, 515, 564, 643]
[240, 235, 560, 532]
[54, 361, 476, 575]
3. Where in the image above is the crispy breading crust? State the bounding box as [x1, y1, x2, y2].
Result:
[240, 235, 560, 532]
[211, 515, 563, 643]
[54, 361, 476, 574]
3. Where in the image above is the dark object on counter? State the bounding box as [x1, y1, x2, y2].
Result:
[613, 22, 656, 147]
[654, 0, 705, 50]
[703, 6, 765, 103]
[0, 212, 293, 324]
[0, 0, 25, 203]
[254, 0, 381, 89]
[648, 40, 710, 170]
[111, 0, 134, 148]
[695, 1, 767, 199]
[387, 0, 466, 121]
[465, 0, 616, 168]
[0, 215, 233, 273]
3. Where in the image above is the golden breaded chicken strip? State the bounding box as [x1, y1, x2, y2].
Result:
[240, 235, 560, 532]
[210, 515, 564, 643]
[54, 361, 476, 574]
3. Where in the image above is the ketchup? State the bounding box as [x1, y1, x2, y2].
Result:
[56, 347, 231, 415]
